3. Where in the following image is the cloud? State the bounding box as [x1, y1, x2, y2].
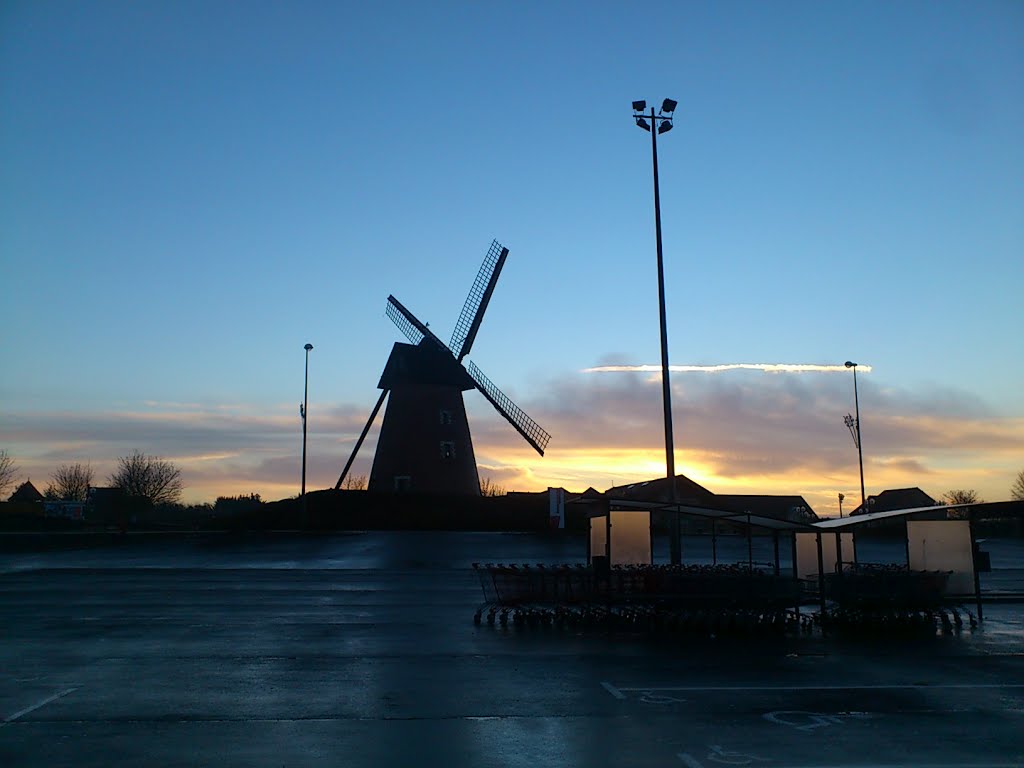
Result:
[2, 368, 1022, 513]
[584, 363, 874, 374]
[469, 369, 1024, 514]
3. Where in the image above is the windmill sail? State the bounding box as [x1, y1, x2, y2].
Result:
[450, 240, 509, 362]
[386, 295, 446, 350]
[467, 361, 550, 456]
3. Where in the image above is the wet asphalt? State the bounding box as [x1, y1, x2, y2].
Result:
[1, 531, 1022, 767]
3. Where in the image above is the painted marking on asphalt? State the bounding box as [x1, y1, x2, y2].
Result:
[775, 764, 1024, 768]
[2, 687, 78, 726]
[763, 710, 874, 731]
[600, 681, 625, 699]
[604, 683, 1024, 697]
[678, 747, 769, 767]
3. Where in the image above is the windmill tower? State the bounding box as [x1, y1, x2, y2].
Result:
[336, 240, 550, 495]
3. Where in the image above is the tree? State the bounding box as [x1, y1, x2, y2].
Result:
[109, 451, 183, 505]
[0, 450, 17, 498]
[1011, 470, 1024, 502]
[942, 489, 982, 505]
[480, 477, 506, 497]
[45, 462, 94, 501]
[340, 474, 367, 491]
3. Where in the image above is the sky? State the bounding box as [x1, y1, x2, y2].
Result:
[2, 0, 1022, 515]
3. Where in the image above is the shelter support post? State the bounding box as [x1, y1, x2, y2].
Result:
[711, 519, 717, 565]
[816, 533, 827, 616]
[746, 512, 753, 573]
[969, 515, 984, 622]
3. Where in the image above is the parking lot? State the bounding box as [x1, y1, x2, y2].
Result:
[2, 532, 1022, 767]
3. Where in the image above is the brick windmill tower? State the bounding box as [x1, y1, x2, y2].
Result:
[336, 240, 550, 495]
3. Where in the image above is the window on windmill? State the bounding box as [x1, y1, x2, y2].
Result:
[394, 476, 412, 492]
[439, 410, 453, 425]
[440, 441, 456, 460]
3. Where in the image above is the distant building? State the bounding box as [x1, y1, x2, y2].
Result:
[605, 475, 717, 506]
[8, 480, 44, 503]
[714, 494, 818, 523]
[600, 475, 817, 533]
[849, 487, 936, 516]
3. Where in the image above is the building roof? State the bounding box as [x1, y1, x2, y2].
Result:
[604, 474, 716, 505]
[8, 480, 44, 503]
[714, 494, 819, 523]
[850, 487, 936, 516]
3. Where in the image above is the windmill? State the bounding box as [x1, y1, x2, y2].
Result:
[336, 240, 550, 495]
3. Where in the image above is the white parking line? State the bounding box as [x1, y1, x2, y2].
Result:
[2, 687, 78, 726]
[607, 683, 1024, 695]
[778, 764, 1024, 768]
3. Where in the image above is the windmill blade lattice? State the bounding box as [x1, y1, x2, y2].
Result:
[450, 240, 509, 362]
[385, 294, 448, 351]
[467, 361, 550, 456]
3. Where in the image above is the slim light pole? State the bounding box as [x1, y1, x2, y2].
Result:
[844, 360, 865, 512]
[632, 98, 680, 565]
[301, 343, 313, 497]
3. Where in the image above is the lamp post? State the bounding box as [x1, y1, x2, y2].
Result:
[844, 360, 865, 512]
[301, 343, 313, 498]
[632, 98, 680, 565]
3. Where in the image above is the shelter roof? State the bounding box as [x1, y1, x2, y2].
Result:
[815, 503, 969, 529]
[597, 497, 817, 532]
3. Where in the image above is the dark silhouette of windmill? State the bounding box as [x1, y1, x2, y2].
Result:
[336, 240, 550, 495]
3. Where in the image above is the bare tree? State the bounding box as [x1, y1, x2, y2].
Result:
[942, 489, 982, 505]
[340, 474, 367, 491]
[109, 451, 183, 505]
[1011, 470, 1024, 502]
[45, 462, 95, 501]
[480, 477, 506, 497]
[0, 450, 17, 498]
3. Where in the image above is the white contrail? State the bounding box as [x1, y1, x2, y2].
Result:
[583, 363, 872, 374]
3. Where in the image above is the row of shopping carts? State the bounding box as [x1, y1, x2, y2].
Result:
[472, 562, 805, 634]
[472, 562, 969, 637]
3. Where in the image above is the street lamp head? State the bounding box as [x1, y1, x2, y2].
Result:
[661, 98, 677, 114]
[635, 117, 651, 131]
[657, 120, 673, 135]
[844, 360, 856, 368]
[305, 343, 314, 351]
[632, 100, 646, 112]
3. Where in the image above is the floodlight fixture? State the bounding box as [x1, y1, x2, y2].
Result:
[657, 120, 673, 135]
[632, 100, 646, 112]
[845, 360, 856, 368]
[661, 98, 677, 114]
[635, 117, 651, 131]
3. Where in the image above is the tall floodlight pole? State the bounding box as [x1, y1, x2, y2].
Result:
[633, 98, 680, 565]
[844, 360, 866, 512]
[301, 343, 314, 498]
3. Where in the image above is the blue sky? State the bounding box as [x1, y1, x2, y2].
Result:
[2, 1, 1022, 511]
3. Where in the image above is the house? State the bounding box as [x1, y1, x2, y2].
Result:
[849, 487, 936, 516]
[8, 480, 44, 503]
[714, 494, 818, 523]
